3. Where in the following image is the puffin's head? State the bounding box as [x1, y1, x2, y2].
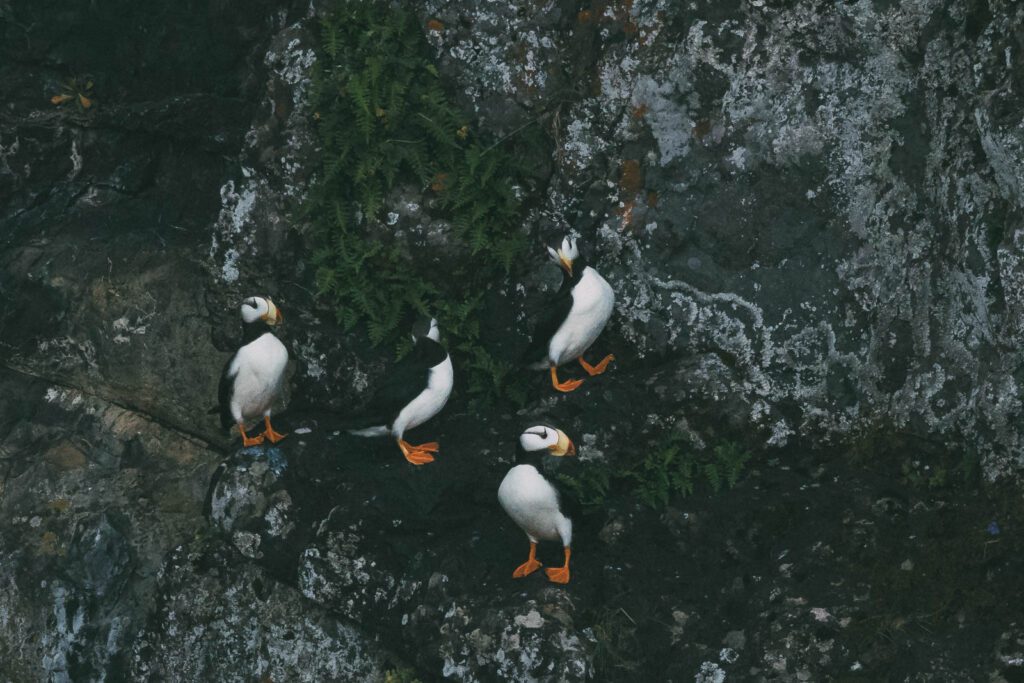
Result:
[519, 424, 576, 457]
[546, 236, 580, 278]
[411, 315, 440, 343]
[240, 296, 282, 326]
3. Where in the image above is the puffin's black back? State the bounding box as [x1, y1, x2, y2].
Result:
[344, 335, 448, 429]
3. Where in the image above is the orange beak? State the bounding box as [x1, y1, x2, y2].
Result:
[559, 255, 573, 278]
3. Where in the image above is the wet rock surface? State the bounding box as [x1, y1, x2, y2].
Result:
[3, 0, 1024, 681]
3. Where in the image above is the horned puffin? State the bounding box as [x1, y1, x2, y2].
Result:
[348, 317, 453, 465]
[215, 296, 289, 447]
[498, 424, 578, 584]
[523, 236, 615, 393]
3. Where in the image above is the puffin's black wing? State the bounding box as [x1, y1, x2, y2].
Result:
[544, 457, 584, 521]
[216, 352, 238, 429]
[346, 339, 443, 428]
[522, 284, 574, 365]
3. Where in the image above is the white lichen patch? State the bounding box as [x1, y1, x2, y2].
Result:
[68, 134, 83, 181]
[209, 179, 258, 283]
[37, 337, 98, 370]
[112, 315, 150, 344]
[210, 21, 317, 283]
[423, 0, 562, 107]
[696, 661, 727, 683]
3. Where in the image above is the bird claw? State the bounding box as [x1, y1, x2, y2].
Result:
[545, 566, 570, 584]
[398, 439, 436, 465]
[579, 353, 615, 376]
[512, 559, 543, 578]
[550, 366, 584, 392]
[554, 378, 584, 392]
[403, 450, 435, 465]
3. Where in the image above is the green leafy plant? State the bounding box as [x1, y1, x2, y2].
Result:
[558, 438, 753, 511]
[558, 463, 613, 511]
[384, 667, 423, 683]
[590, 607, 641, 675]
[307, 0, 549, 402]
[629, 439, 751, 507]
[629, 440, 697, 508]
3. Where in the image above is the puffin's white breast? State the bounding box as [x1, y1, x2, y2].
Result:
[549, 266, 614, 366]
[229, 333, 288, 422]
[391, 354, 453, 437]
[498, 464, 571, 544]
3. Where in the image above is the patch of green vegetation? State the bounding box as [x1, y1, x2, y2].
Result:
[307, 0, 549, 403]
[848, 429, 980, 491]
[590, 607, 641, 675]
[558, 462, 613, 510]
[384, 667, 423, 683]
[559, 439, 752, 510]
[631, 440, 751, 508]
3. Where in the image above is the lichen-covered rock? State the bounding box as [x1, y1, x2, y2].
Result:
[297, 504, 596, 682]
[0, 369, 222, 681]
[129, 541, 397, 682]
[209, 447, 296, 561]
[414, 0, 1024, 476]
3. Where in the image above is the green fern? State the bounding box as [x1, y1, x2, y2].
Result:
[629, 439, 751, 508]
[306, 0, 542, 403]
[557, 466, 613, 511]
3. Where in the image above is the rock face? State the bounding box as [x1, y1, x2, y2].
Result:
[3, 0, 1024, 681]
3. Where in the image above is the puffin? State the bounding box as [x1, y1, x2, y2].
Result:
[215, 296, 289, 447]
[497, 424, 578, 584]
[523, 236, 615, 392]
[348, 317, 453, 465]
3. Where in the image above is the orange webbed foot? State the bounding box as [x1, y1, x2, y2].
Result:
[513, 559, 543, 578]
[408, 441, 439, 453]
[545, 547, 571, 584]
[238, 424, 265, 447]
[398, 439, 436, 465]
[262, 416, 287, 444]
[579, 353, 615, 376]
[512, 542, 542, 578]
[545, 566, 570, 584]
[550, 366, 584, 393]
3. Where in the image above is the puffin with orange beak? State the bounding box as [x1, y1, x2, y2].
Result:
[523, 236, 616, 392]
[498, 424, 578, 584]
[214, 296, 289, 446]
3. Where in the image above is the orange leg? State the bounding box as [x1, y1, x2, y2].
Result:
[512, 541, 543, 578]
[545, 547, 571, 584]
[262, 416, 287, 444]
[238, 423, 264, 447]
[550, 365, 584, 393]
[398, 439, 436, 465]
[579, 353, 615, 376]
